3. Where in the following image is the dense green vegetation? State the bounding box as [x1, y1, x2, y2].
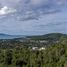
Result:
[0, 37, 67, 67]
[0, 33, 67, 67]
[27, 33, 67, 40]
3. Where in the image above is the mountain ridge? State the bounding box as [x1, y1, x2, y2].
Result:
[0, 33, 25, 39]
[0, 33, 67, 40]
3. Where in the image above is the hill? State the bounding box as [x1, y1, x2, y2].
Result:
[0, 33, 25, 39]
[26, 33, 67, 40]
[0, 33, 66, 49]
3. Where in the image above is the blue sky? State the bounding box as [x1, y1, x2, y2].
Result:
[0, 0, 67, 35]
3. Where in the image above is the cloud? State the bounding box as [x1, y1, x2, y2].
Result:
[0, 0, 67, 35]
[0, 0, 21, 7]
[15, 0, 67, 21]
[0, 6, 16, 15]
[17, 9, 60, 21]
[0, 0, 66, 21]
[30, 0, 48, 6]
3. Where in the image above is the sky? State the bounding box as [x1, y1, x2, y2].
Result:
[0, 0, 67, 35]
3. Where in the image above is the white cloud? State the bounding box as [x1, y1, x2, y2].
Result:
[0, 6, 16, 15]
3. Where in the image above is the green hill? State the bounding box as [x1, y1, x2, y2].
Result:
[27, 33, 67, 40]
[0, 33, 67, 49]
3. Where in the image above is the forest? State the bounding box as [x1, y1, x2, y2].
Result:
[0, 33, 67, 67]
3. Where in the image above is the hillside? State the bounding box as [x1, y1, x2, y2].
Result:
[0, 33, 66, 49]
[0, 35, 67, 67]
[0, 33, 66, 67]
[26, 33, 67, 41]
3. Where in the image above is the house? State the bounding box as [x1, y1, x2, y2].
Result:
[39, 47, 45, 51]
